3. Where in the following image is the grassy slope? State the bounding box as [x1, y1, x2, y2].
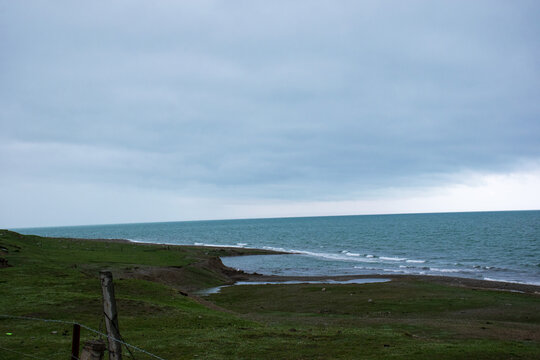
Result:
[1, 229, 539, 359]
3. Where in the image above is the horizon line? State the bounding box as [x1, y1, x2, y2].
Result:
[9, 208, 539, 230]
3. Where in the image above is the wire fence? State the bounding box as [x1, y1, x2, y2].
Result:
[0, 314, 167, 360]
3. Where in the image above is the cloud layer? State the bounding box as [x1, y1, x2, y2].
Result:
[1, 1, 539, 226]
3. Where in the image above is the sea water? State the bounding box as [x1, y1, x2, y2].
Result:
[14, 211, 540, 285]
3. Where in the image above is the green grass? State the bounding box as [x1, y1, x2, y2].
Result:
[1, 229, 539, 359]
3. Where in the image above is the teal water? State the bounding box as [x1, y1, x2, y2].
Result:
[14, 211, 540, 285]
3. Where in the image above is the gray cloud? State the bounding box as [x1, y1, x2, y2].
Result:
[1, 0, 539, 205]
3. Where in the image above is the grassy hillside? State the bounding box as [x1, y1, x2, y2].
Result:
[1, 229, 539, 359]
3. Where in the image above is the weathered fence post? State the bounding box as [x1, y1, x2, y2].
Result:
[80, 340, 106, 360]
[71, 323, 81, 359]
[100, 271, 122, 360]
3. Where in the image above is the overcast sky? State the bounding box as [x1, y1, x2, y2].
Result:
[1, 1, 539, 228]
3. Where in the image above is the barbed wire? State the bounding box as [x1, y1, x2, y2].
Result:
[0, 314, 167, 360]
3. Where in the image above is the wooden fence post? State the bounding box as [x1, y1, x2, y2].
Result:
[100, 271, 122, 360]
[71, 323, 81, 360]
[80, 340, 106, 360]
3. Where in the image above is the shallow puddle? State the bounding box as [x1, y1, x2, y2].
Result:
[196, 278, 391, 296]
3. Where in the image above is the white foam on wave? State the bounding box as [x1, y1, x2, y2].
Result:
[353, 265, 381, 270]
[193, 242, 247, 248]
[126, 239, 146, 244]
[399, 265, 418, 269]
[380, 256, 406, 261]
[126, 239, 180, 246]
[474, 265, 503, 271]
[293, 249, 349, 260]
[342, 250, 375, 258]
[262, 246, 289, 252]
[383, 268, 406, 273]
[291, 249, 378, 263]
[483, 277, 540, 286]
[406, 259, 426, 263]
[429, 267, 461, 273]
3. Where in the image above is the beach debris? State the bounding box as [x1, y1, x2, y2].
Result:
[368, 298, 373, 303]
[51, 331, 58, 334]
[321, 287, 326, 292]
[5, 332, 12, 336]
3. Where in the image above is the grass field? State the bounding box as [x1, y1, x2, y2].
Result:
[1, 229, 539, 359]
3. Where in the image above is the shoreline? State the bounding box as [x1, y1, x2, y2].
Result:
[32, 235, 540, 294]
[130, 240, 540, 295]
[130, 239, 540, 293]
